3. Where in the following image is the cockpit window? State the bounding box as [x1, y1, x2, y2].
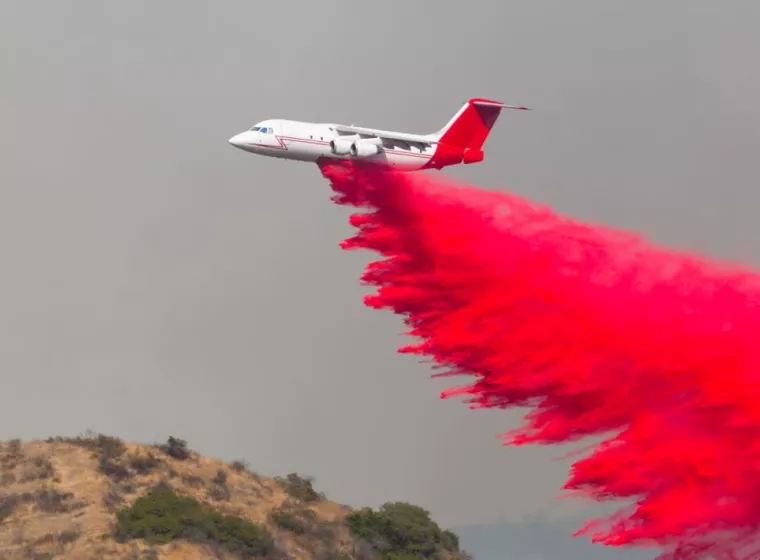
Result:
[250, 126, 261, 131]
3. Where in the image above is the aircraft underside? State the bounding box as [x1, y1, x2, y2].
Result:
[252, 135, 434, 171]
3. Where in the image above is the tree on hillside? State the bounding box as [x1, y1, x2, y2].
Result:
[346, 501, 470, 559]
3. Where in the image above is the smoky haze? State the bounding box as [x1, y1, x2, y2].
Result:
[1, 0, 759, 533]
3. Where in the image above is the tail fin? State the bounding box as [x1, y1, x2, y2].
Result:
[431, 98, 530, 150]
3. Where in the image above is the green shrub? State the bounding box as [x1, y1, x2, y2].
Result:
[98, 453, 131, 481]
[59, 432, 130, 482]
[231, 460, 248, 473]
[212, 469, 227, 485]
[269, 508, 306, 534]
[440, 530, 459, 552]
[275, 473, 323, 503]
[158, 437, 190, 461]
[114, 485, 274, 559]
[34, 488, 86, 513]
[346, 502, 461, 559]
[208, 469, 231, 501]
[63, 432, 126, 458]
[128, 452, 162, 475]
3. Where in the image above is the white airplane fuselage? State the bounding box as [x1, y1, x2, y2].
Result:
[229, 120, 434, 171]
[228, 98, 529, 172]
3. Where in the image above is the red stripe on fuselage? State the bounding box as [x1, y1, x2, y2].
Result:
[248, 135, 432, 159]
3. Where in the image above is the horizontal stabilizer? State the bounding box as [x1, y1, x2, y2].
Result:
[471, 100, 531, 111]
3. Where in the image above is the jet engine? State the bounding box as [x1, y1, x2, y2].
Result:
[329, 136, 358, 155]
[350, 138, 383, 157]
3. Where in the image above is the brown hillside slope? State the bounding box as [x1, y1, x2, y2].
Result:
[0, 433, 471, 560]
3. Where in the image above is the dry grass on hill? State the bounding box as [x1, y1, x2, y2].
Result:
[0, 433, 470, 560]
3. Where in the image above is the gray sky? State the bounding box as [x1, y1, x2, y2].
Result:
[1, 0, 759, 530]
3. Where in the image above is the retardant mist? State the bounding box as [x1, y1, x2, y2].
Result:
[319, 160, 760, 560]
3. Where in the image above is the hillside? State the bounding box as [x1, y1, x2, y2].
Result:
[0, 434, 471, 560]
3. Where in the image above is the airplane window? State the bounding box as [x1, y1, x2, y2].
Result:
[250, 126, 260, 131]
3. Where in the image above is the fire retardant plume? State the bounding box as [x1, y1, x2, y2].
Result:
[319, 160, 760, 560]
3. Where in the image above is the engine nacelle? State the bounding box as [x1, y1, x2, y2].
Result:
[463, 148, 484, 164]
[330, 136, 358, 155]
[350, 138, 383, 157]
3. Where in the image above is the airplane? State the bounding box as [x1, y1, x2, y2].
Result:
[227, 98, 529, 172]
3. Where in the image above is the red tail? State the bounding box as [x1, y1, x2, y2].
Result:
[438, 98, 507, 150]
[427, 98, 529, 168]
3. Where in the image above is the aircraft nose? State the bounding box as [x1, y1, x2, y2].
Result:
[228, 133, 246, 148]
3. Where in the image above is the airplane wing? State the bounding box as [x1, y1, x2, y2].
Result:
[333, 125, 438, 146]
[333, 103, 529, 146]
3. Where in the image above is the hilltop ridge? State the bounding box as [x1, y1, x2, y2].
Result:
[0, 433, 471, 560]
